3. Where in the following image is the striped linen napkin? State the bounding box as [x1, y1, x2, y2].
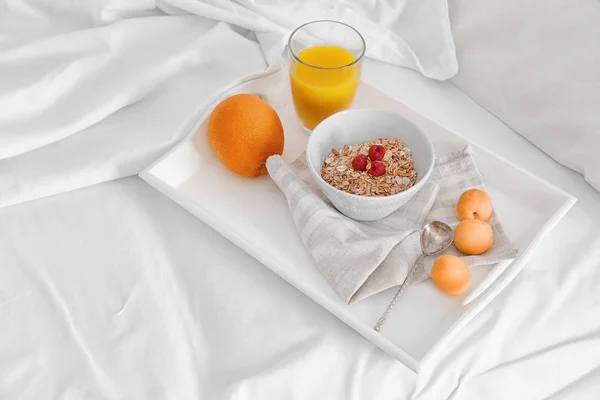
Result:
[266, 146, 517, 304]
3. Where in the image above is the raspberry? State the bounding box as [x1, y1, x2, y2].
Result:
[368, 161, 386, 176]
[368, 145, 386, 161]
[352, 154, 368, 171]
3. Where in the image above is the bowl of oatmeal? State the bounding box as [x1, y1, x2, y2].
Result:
[306, 108, 435, 221]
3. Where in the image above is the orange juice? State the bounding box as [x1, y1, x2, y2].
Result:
[290, 45, 360, 130]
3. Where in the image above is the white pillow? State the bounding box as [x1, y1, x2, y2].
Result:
[449, 0, 600, 191]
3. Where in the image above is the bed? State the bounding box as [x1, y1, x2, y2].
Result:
[1, 1, 599, 398]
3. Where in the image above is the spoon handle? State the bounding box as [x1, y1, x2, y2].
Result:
[374, 253, 425, 332]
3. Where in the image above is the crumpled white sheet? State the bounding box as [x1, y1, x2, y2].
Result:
[1, 1, 600, 399]
[157, 0, 457, 79]
[0, 13, 267, 208]
[0, 0, 456, 210]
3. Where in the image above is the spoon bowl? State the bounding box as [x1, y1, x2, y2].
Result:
[421, 221, 454, 256]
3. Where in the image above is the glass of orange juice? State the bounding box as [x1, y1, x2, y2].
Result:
[288, 20, 365, 132]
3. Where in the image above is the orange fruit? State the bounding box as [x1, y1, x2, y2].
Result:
[454, 219, 494, 255]
[431, 255, 471, 295]
[207, 94, 284, 177]
[456, 188, 493, 222]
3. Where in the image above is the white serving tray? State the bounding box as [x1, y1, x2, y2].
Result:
[139, 67, 575, 372]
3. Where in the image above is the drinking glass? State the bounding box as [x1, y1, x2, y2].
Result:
[288, 20, 365, 132]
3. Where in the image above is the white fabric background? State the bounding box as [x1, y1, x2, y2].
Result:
[0, 11, 268, 207]
[1, 1, 600, 398]
[157, 0, 457, 79]
[449, 0, 600, 192]
[0, 0, 457, 209]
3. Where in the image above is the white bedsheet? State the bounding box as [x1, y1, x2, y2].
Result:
[0, 0, 456, 208]
[2, 2, 600, 399]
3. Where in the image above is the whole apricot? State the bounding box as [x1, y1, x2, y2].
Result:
[431, 255, 472, 295]
[454, 219, 494, 255]
[456, 189, 493, 222]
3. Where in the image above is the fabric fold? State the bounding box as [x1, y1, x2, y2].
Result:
[267, 154, 438, 303]
[267, 146, 518, 304]
[159, 0, 458, 80]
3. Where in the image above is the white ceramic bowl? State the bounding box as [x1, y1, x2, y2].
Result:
[306, 108, 435, 221]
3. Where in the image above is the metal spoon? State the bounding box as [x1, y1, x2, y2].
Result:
[374, 221, 454, 332]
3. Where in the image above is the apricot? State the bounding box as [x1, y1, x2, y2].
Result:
[431, 255, 471, 295]
[456, 189, 493, 222]
[454, 219, 494, 255]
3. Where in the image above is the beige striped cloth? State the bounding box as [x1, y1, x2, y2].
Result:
[266, 146, 517, 304]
